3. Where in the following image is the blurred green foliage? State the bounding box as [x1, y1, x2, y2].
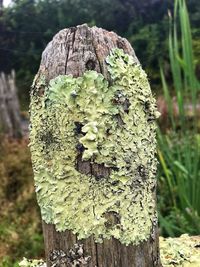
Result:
[158, 0, 200, 237]
[0, 137, 43, 266]
[0, 0, 175, 106]
[0, 0, 200, 106]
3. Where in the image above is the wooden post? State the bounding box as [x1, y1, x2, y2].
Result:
[30, 24, 161, 267]
[0, 70, 22, 138]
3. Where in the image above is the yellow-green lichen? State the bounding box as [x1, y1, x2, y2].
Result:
[30, 48, 160, 245]
[19, 258, 46, 267]
[160, 234, 200, 267]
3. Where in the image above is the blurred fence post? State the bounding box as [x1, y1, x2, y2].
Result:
[0, 70, 22, 138]
[30, 24, 161, 267]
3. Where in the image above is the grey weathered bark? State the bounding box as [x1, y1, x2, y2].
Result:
[0, 70, 22, 138]
[32, 24, 161, 267]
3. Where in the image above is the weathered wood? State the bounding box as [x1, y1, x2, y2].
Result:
[32, 24, 161, 267]
[0, 70, 22, 138]
[42, 221, 160, 267]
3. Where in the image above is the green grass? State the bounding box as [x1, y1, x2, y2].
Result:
[158, 0, 200, 236]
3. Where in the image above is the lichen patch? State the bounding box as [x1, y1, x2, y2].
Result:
[30, 48, 160, 245]
[160, 234, 200, 267]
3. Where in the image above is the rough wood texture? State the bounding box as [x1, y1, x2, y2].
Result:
[0, 70, 22, 138]
[35, 24, 161, 267]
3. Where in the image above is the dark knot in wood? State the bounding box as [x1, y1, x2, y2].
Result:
[85, 59, 96, 70]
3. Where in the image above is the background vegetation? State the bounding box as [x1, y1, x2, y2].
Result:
[158, 0, 200, 237]
[0, 0, 200, 266]
[0, 0, 200, 107]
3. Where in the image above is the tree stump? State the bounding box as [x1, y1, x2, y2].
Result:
[30, 24, 161, 267]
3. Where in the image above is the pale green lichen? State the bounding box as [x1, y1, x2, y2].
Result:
[30, 48, 160, 245]
[160, 234, 200, 267]
[19, 258, 46, 267]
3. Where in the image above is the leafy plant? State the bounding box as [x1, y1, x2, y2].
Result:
[158, 0, 200, 236]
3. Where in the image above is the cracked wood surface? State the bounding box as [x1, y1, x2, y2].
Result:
[35, 24, 161, 267]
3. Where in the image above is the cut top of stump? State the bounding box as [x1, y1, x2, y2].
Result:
[37, 24, 138, 84]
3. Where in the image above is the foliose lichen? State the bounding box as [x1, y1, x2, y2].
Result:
[30, 48, 160, 245]
[19, 258, 46, 267]
[159, 234, 200, 267]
